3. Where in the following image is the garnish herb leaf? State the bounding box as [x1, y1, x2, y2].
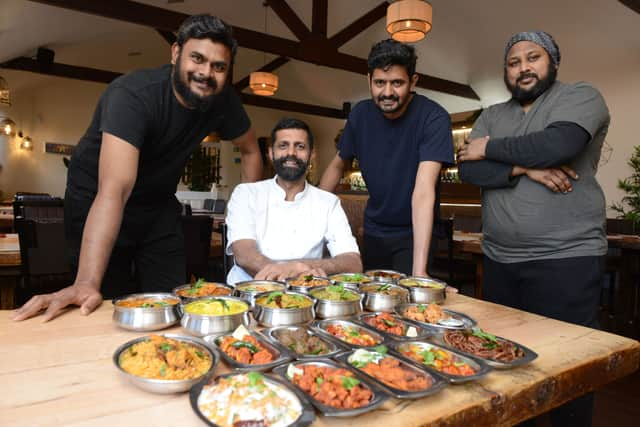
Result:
[231, 340, 259, 354]
[247, 371, 263, 387]
[341, 376, 360, 390]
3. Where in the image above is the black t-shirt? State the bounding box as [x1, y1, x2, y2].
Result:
[339, 94, 454, 237]
[67, 64, 250, 211]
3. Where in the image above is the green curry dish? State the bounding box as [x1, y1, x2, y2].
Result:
[311, 285, 359, 301]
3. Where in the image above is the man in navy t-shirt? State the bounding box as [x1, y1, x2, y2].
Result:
[320, 39, 454, 276]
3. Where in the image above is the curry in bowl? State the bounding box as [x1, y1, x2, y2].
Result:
[184, 298, 248, 316]
[118, 334, 212, 380]
[310, 284, 360, 301]
[175, 278, 231, 298]
[255, 292, 313, 309]
[115, 296, 180, 308]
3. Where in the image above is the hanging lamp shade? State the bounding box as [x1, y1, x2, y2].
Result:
[386, 0, 432, 43]
[249, 72, 278, 96]
[0, 76, 10, 106]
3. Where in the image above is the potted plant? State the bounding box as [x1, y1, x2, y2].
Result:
[610, 145, 640, 228]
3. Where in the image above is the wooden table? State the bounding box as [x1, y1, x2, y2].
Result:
[0, 234, 21, 310]
[1, 294, 638, 427]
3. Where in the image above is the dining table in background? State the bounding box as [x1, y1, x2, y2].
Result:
[1, 293, 638, 427]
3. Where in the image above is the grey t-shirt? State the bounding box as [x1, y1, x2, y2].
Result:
[471, 81, 610, 263]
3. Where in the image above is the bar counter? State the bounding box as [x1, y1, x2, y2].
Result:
[1, 294, 638, 427]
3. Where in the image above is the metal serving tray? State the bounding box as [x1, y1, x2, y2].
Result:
[203, 330, 291, 372]
[262, 325, 347, 360]
[311, 319, 386, 349]
[335, 349, 447, 399]
[353, 312, 432, 341]
[429, 330, 538, 369]
[190, 371, 316, 427]
[395, 304, 477, 331]
[272, 358, 389, 417]
[389, 340, 492, 384]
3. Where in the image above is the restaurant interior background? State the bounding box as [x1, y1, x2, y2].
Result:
[0, 0, 638, 212]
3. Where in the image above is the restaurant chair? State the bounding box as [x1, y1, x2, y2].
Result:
[13, 194, 64, 224]
[14, 219, 73, 306]
[181, 215, 213, 282]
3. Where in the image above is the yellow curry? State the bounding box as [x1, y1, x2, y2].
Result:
[184, 298, 248, 315]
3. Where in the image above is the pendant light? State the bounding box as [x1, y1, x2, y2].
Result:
[386, 0, 433, 43]
[250, 3, 279, 96]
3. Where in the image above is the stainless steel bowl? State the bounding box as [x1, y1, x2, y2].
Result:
[233, 280, 286, 309]
[364, 269, 406, 284]
[359, 282, 409, 312]
[113, 334, 217, 393]
[309, 285, 363, 319]
[181, 296, 250, 337]
[172, 281, 234, 304]
[253, 291, 315, 327]
[112, 292, 181, 331]
[328, 272, 372, 290]
[397, 276, 447, 304]
[262, 325, 345, 359]
[286, 275, 332, 294]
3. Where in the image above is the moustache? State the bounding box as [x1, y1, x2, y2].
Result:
[517, 72, 538, 84]
[276, 155, 305, 167]
[189, 73, 217, 90]
[378, 95, 399, 102]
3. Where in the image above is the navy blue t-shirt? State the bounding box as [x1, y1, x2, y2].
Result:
[338, 94, 454, 237]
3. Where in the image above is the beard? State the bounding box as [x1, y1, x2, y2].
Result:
[505, 63, 557, 105]
[273, 154, 309, 182]
[172, 55, 218, 112]
[374, 93, 410, 115]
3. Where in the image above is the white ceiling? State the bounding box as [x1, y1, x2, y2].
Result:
[1, 0, 638, 115]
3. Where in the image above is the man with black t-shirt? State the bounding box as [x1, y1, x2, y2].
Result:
[12, 14, 262, 322]
[319, 39, 454, 277]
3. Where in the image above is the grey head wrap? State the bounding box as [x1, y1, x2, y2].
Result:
[504, 31, 561, 66]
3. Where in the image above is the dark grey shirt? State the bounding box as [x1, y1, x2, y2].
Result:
[467, 81, 610, 263]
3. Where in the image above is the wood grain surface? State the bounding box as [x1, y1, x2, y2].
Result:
[1, 294, 638, 427]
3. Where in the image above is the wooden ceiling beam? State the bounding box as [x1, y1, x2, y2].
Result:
[156, 29, 176, 45]
[265, 0, 310, 41]
[0, 57, 121, 84]
[26, 0, 479, 100]
[241, 93, 345, 119]
[328, 1, 388, 48]
[234, 56, 290, 91]
[312, 0, 328, 37]
[0, 57, 345, 119]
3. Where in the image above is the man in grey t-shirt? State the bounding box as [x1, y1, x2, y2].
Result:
[458, 31, 609, 427]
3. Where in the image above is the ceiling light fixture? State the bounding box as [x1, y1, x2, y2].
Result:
[386, 0, 433, 43]
[1, 117, 16, 136]
[250, 3, 279, 96]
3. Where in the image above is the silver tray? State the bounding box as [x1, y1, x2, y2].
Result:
[389, 340, 492, 384]
[190, 371, 316, 427]
[429, 329, 538, 369]
[272, 358, 389, 417]
[311, 319, 386, 349]
[262, 325, 347, 360]
[203, 330, 291, 372]
[395, 304, 477, 330]
[353, 312, 432, 341]
[335, 349, 447, 399]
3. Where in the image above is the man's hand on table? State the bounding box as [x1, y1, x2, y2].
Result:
[255, 261, 327, 282]
[10, 284, 103, 322]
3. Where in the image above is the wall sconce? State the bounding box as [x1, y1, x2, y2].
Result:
[0, 76, 11, 106]
[20, 136, 34, 151]
[1, 117, 16, 136]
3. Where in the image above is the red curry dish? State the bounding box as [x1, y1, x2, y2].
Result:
[218, 335, 275, 365]
[289, 364, 372, 409]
